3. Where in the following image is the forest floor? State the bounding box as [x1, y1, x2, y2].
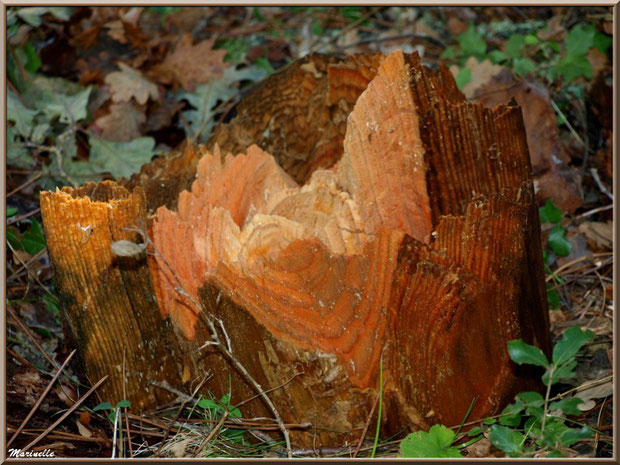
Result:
[5, 6, 614, 459]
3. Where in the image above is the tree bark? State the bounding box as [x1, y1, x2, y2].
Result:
[41, 50, 549, 448]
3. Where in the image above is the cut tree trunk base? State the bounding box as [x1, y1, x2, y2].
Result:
[41, 51, 550, 448]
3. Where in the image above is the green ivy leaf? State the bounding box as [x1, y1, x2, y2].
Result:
[457, 23, 487, 59]
[507, 339, 549, 368]
[564, 24, 595, 57]
[455, 67, 472, 90]
[488, 425, 524, 457]
[116, 400, 131, 408]
[559, 426, 593, 448]
[7, 89, 38, 137]
[513, 57, 536, 76]
[557, 54, 593, 82]
[539, 199, 563, 223]
[468, 426, 483, 436]
[7, 207, 18, 217]
[548, 225, 571, 256]
[87, 135, 155, 179]
[93, 401, 114, 411]
[505, 34, 525, 58]
[400, 425, 462, 458]
[552, 326, 595, 365]
[549, 397, 583, 416]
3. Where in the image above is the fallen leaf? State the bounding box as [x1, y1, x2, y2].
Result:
[76, 419, 93, 438]
[574, 379, 613, 411]
[105, 62, 159, 105]
[537, 14, 565, 42]
[578, 221, 613, 251]
[95, 102, 145, 142]
[88, 134, 155, 178]
[586, 48, 609, 82]
[450, 56, 503, 98]
[151, 34, 227, 90]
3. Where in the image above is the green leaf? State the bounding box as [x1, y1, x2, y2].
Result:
[564, 24, 595, 57]
[255, 57, 275, 74]
[548, 225, 571, 256]
[400, 425, 462, 458]
[499, 400, 524, 426]
[7, 208, 18, 217]
[483, 417, 497, 425]
[543, 359, 578, 385]
[93, 401, 113, 411]
[455, 68, 472, 90]
[488, 425, 524, 456]
[22, 75, 91, 123]
[540, 419, 571, 448]
[513, 57, 536, 76]
[507, 339, 549, 367]
[552, 326, 595, 365]
[557, 54, 593, 82]
[22, 42, 42, 74]
[179, 65, 267, 142]
[549, 397, 583, 416]
[515, 391, 544, 408]
[559, 426, 593, 447]
[7, 227, 22, 250]
[440, 46, 456, 60]
[457, 23, 487, 59]
[21, 219, 46, 255]
[109, 410, 117, 423]
[524, 34, 540, 45]
[505, 34, 525, 58]
[87, 135, 155, 179]
[116, 400, 131, 408]
[468, 426, 483, 436]
[488, 49, 507, 64]
[539, 199, 563, 223]
[217, 37, 250, 64]
[593, 32, 612, 54]
[8, 89, 38, 137]
[197, 398, 220, 411]
[547, 286, 561, 309]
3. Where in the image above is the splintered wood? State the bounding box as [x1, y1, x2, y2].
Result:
[42, 50, 550, 448]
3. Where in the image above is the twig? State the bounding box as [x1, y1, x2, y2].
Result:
[7, 241, 54, 297]
[550, 98, 584, 147]
[589, 168, 614, 201]
[7, 350, 77, 448]
[21, 376, 109, 453]
[7, 305, 58, 368]
[353, 387, 381, 458]
[192, 410, 230, 457]
[130, 224, 293, 458]
[576, 203, 613, 219]
[7, 207, 41, 226]
[545, 253, 612, 282]
[7, 171, 43, 197]
[7, 247, 48, 282]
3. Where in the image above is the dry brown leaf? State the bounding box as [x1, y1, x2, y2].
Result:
[151, 34, 227, 91]
[450, 56, 504, 98]
[578, 221, 613, 251]
[474, 69, 583, 212]
[95, 102, 145, 142]
[75, 419, 93, 438]
[105, 62, 159, 105]
[587, 48, 609, 81]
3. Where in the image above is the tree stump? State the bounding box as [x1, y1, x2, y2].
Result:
[41, 50, 550, 448]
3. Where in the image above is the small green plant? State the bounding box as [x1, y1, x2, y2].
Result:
[487, 326, 595, 457]
[539, 199, 571, 309]
[94, 399, 131, 423]
[399, 326, 597, 458]
[7, 215, 47, 255]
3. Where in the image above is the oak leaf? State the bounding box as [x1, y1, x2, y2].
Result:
[95, 102, 145, 142]
[105, 62, 159, 105]
[152, 34, 227, 90]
